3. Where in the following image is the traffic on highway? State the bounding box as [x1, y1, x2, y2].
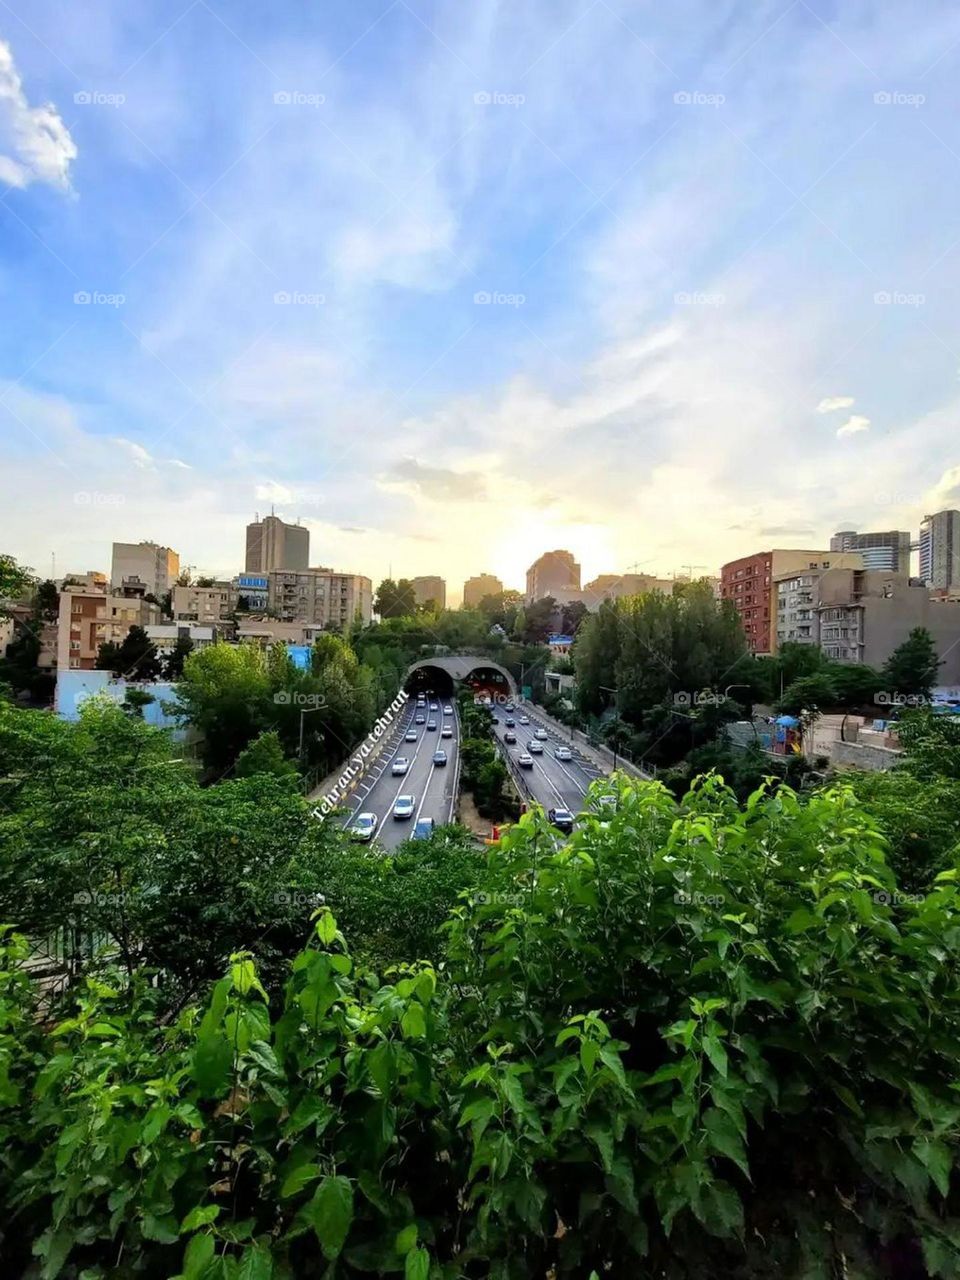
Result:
[341, 689, 460, 852]
[489, 697, 605, 830]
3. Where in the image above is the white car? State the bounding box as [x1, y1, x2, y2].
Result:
[392, 757, 410, 776]
[351, 812, 377, 841]
[393, 795, 416, 820]
[443, 705, 453, 716]
[555, 746, 573, 762]
[527, 740, 543, 754]
[517, 753, 534, 768]
[519, 715, 530, 725]
[535, 728, 548, 740]
[415, 714, 425, 725]
[427, 719, 438, 731]
[441, 724, 452, 738]
[405, 729, 417, 742]
[429, 702, 438, 711]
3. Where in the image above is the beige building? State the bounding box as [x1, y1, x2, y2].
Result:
[267, 568, 372, 629]
[58, 587, 160, 671]
[411, 575, 446, 610]
[110, 542, 179, 599]
[235, 620, 312, 646]
[526, 550, 581, 604]
[245, 515, 309, 574]
[60, 570, 108, 592]
[171, 581, 237, 624]
[776, 566, 960, 681]
[144, 623, 216, 655]
[722, 548, 864, 654]
[582, 572, 677, 608]
[463, 573, 504, 608]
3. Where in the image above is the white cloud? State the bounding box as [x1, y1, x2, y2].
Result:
[115, 438, 155, 469]
[817, 396, 855, 413]
[836, 415, 871, 439]
[0, 40, 76, 190]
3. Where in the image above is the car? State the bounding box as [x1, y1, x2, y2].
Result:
[519, 715, 530, 725]
[441, 724, 452, 738]
[490, 715, 499, 724]
[392, 794, 416, 819]
[504, 730, 517, 744]
[427, 718, 437, 730]
[391, 757, 410, 776]
[505, 717, 516, 728]
[432, 750, 447, 766]
[505, 702, 515, 712]
[548, 807, 574, 834]
[412, 817, 435, 840]
[415, 714, 425, 724]
[405, 729, 417, 742]
[527, 740, 543, 754]
[535, 728, 548, 740]
[517, 753, 534, 768]
[351, 812, 377, 841]
[443, 705, 453, 716]
[429, 702, 438, 711]
[555, 746, 573, 762]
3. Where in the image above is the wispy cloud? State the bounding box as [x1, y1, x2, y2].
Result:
[836, 415, 871, 439]
[817, 396, 855, 413]
[0, 40, 75, 190]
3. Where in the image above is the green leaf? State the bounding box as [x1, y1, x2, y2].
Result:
[142, 1213, 181, 1244]
[303, 1175, 354, 1260]
[315, 911, 338, 945]
[181, 1205, 221, 1232]
[703, 1107, 750, 1178]
[281, 1163, 322, 1199]
[183, 1231, 215, 1279]
[237, 1244, 274, 1280]
[405, 1244, 430, 1280]
[395, 1224, 418, 1254]
[401, 1003, 426, 1039]
[914, 1138, 952, 1198]
[702, 1033, 728, 1079]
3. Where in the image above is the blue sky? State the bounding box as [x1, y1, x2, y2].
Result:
[2, 0, 960, 598]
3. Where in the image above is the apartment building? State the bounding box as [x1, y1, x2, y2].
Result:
[411, 575, 446, 610]
[526, 550, 581, 604]
[171, 581, 237, 624]
[463, 573, 503, 608]
[245, 514, 309, 573]
[234, 574, 269, 611]
[110, 541, 179, 598]
[267, 568, 373, 629]
[58, 587, 160, 671]
[830, 529, 911, 572]
[919, 510, 960, 590]
[721, 549, 863, 654]
[144, 623, 216, 656]
[582, 572, 677, 608]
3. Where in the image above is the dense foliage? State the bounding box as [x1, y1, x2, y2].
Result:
[3, 762, 960, 1276]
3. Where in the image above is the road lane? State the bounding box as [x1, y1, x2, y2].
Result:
[343, 695, 460, 852]
[491, 699, 604, 820]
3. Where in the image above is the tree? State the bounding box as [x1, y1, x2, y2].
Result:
[777, 671, 838, 716]
[559, 599, 588, 635]
[883, 626, 940, 700]
[0, 553, 33, 613]
[374, 578, 417, 619]
[97, 625, 162, 680]
[163, 634, 194, 679]
[33, 579, 59, 620]
[235, 730, 299, 779]
[520, 595, 557, 644]
[121, 687, 155, 717]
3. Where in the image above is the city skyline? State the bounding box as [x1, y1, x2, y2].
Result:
[3, 3, 960, 597]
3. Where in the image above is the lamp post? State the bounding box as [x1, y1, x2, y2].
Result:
[298, 706, 323, 765]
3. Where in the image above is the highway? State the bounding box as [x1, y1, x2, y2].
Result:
[342, 693, 460, 852]
[491, 699, 605, 822]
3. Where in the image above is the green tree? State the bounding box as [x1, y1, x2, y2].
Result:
[235, 729, 299, 779]
[163, 634, 194, 679]
[0, 553, 33, 613]
[374, 578, 417, 618]
[883, 626, 941, 700]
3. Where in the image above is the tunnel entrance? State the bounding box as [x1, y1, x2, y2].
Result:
[404, 665, 455, 699]
[464, 666, 513, 703]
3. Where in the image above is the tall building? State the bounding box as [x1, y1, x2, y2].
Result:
[525, 550, 581, 604]
[720, 549, 863, 655]
[582, 572, 676, 608]
[829, 529, 911, 572]
[110, 541, 179, 599]
[463, 573, 503, 608]
[411, 576, 446, 610]
[919, 510, 960, 589]
[171, 581, 237, 624]
[245, 514, 309, 574]
[267, 568, 372, 629]
[58, 583, 160, 671]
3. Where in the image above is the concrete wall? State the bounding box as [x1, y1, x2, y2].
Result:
[830, 740, 902, 772]
[56, 670, 185, 736]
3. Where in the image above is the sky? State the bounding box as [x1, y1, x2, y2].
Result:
[2, 0, 960, 603]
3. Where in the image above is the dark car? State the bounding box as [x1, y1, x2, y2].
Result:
[432, 750, 447, 766]
[504, 730, 517, 744]
[505, 717, 516, 728]
[412, 817, 435, 840]
[548, 807, 574, 833]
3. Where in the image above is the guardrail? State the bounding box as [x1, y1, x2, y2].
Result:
[448, 703, 463, 823]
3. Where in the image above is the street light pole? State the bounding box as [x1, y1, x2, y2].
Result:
[299, 706, 323, 765]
